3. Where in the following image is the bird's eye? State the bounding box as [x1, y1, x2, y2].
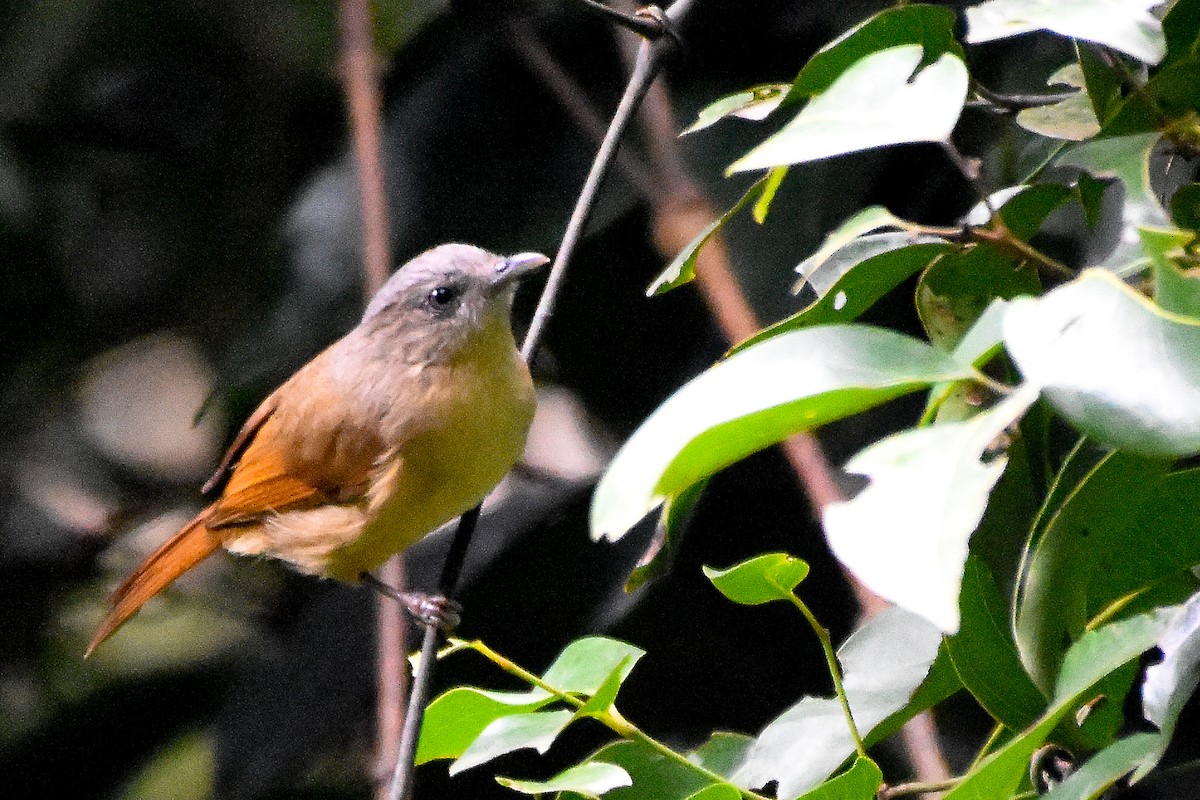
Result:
[425, 285, 460, 314]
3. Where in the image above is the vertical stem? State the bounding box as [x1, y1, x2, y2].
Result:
[335, 2, 403, 798]
[788, 594, 867, 758]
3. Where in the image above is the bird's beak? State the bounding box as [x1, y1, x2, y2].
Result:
[489, 252, 550, 293]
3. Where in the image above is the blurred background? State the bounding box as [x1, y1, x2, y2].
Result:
[0, 1, 1084, 798]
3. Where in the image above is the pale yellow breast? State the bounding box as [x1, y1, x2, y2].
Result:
[323, 316, 536, 579]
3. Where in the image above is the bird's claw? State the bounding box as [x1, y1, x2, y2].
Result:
[401, 592, 462, 632]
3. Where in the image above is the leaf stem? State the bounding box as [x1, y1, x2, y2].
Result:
[786, 594, 868, 758]
[463, 640, 772, 800]
[878, 777, 961, 798]
[967, 722, 1007, 772]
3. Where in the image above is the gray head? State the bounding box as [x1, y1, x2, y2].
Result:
[359, 243, 547, 363]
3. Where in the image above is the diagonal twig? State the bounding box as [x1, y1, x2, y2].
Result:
[387, 2, 700, 798]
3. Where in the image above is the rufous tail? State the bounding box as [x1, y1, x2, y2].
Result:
[86, 505, 223, 656]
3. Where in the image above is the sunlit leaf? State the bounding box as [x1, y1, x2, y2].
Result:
[1016, 64, 1101, 141]
[965, 0, 1166, 64]
[684, 84, 790, 134]
[497, 761, 632, 796]
[824, 386, 1039, 632]
[703, 553, 809, 605]
[788, 5, 963, 100]
[1137, 590, 1200, 780]
[568, 734, 752, 800]
[450, 709, 574, 774]
[733, 607, 942, 799]
[592, 326, 974, 541]
[417, 687, 554, 763]
[795, 206, 914, 282]
[1003, 270, 1200, 457]
[542, 637, 646, 695]
[729, 46, 968, 173]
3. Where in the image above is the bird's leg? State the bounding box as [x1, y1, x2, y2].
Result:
[361, 572, 462, 631]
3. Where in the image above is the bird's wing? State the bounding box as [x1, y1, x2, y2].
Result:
[203, 361, 385, 529]
[202, 389, 281, 495]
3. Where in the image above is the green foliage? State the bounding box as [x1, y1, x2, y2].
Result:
[424, 2, 1200, 798]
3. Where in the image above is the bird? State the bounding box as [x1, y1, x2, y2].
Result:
[87, 243, 548, 656]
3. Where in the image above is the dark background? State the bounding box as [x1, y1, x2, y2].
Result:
[0, 1, 1077, 798]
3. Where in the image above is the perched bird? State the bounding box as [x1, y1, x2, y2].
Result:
[87, 244, 547, 655]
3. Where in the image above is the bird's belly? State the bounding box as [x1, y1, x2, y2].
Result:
[323, 364, 535, 580]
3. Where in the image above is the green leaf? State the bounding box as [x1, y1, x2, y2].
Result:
[944, 609, 1177, 800]
[787, 5, 963, 100]
[577, 656, 632, 717]
[1104, 59, 1200, 135]
[572, 734, 752, 800]
[591, 326, 975, 541]
[795, 757, 883, 800]
[1163, 0, 1200, 65]
[948, 556, 1047, 730]
[417, 688, 555, 763]
[733, 607, 942, 799]
[497, 761, 632, 796]
[951, 298, 1011, 368]
[964, 0, 1166, 64]
[916, 246, 1038, 351]
[1014, 451, 1169, 692]
[542, 637, 646, 696]
[1045, 734, 1161, 799]
[1002, 269, 1200, 457]
[728, 45, 968, 173]
[1077, 42, 1124, 123]
[1148, 234, 1200, 317]
[996, 182, 1075, 240]
[732, 242, 953, 356]
[703, 553, 810, 605]
[648, 177, 765, 295]
[684, 787, 740, 800]
[753, 167, 789, 223]
[864, 643, 964, 746]
[1016, 65, 1101, 141]
[1056, 133, 1167, 271]
[625, 479, 707, 592]
[794, 205, 915, 280]
[824, 387, 1040, 633]
[683, 84, 791, 134]
[451, 709, 574, 774]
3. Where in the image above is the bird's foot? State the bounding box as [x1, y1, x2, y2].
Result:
[361, 573, 462, 632]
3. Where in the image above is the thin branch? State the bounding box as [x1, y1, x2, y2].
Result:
[502, 20, 659, 201]
[970, 80, 1076, 112]
[387, 2, 698, 794]
[335, 2, 404, 798]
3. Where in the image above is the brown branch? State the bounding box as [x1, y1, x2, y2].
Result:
[335, 2, 405, 798]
